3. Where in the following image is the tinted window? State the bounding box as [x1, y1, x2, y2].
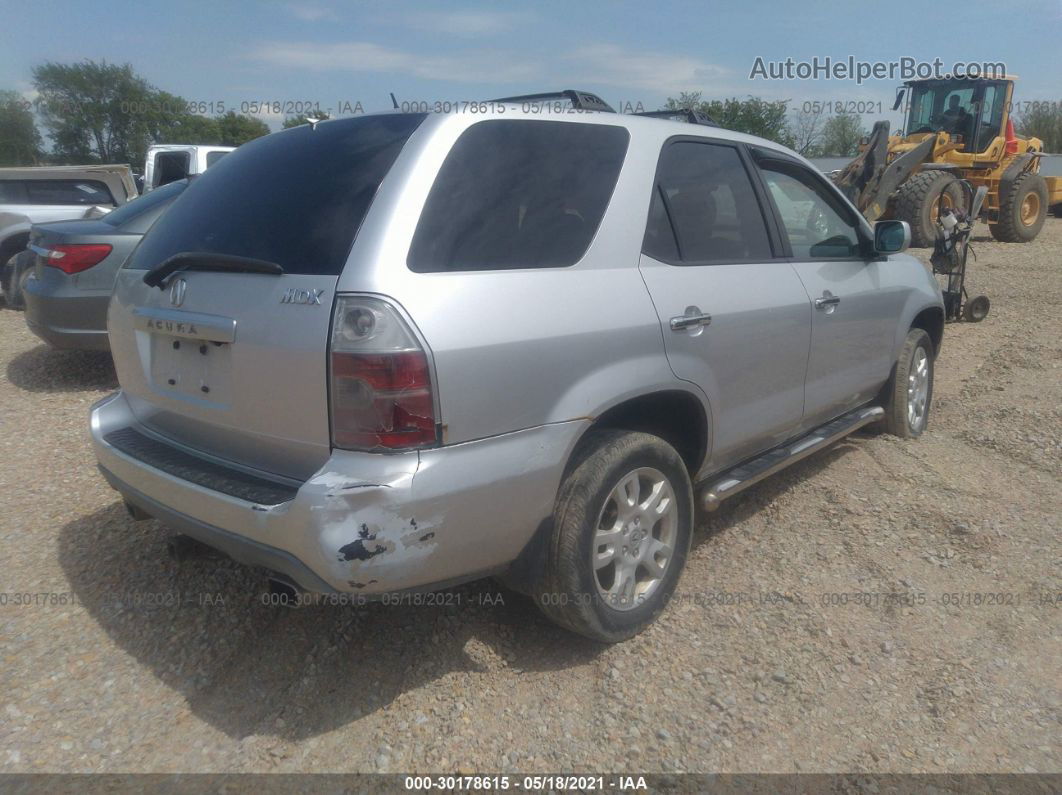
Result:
[153, 151, 190, 187]
[643, 187, 679, 261]
[0, 181, 28, 203]
[206, 150, 229, 167]
[102, 179, 187, 228]
[759, 162, 861, 258]
[23, 180, 114, 205]
[128, 114, 426, 274]
[408, 120, 629, 272]
[651, 141, 771, 263]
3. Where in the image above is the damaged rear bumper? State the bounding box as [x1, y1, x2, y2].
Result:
[90, 391, 587, 594]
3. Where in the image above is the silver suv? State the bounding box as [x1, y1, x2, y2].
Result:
[91, 92, 943, 641]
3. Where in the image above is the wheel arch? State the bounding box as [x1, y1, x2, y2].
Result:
[909, 305, 944, 357]
[568, 388, 710, 478]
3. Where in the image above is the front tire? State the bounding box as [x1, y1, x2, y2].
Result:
[895, 171, 965, 248]
[534, 430, 693, 642]
[882, 328, 935, 438]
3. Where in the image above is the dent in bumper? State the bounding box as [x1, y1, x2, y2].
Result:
[90, 392, 586, 594]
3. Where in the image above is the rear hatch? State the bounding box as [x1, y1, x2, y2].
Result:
[109, 114, 426, 480]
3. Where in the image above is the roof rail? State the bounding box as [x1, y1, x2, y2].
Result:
[491, 90, 615, 113]
[635, 109, 720, 128]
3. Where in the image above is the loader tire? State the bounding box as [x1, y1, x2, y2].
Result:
[989, 172, 1048, 242]
[895, 171, 965, 248]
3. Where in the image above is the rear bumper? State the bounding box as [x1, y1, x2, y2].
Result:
[24, 277, 110, 351]
[90, 391, 586, 594]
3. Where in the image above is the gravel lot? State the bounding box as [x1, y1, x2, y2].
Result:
[1, 221, 1059, 775]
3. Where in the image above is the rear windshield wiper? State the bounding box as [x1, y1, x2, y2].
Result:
[143, 252, 285, 289]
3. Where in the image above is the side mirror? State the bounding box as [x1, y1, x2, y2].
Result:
[874, 220, 910, 255]
[892, 87, 906, 111]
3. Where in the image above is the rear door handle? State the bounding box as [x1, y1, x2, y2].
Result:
[814, 292, 841, 311]
[670, 309, 713, 330]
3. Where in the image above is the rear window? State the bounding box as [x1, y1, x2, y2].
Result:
[102, 179, 187, 228]
[20, 180, 114, 206]
[127, 114, 426, 275]
[408, 120, 629, 272]
[0, 181, 28, 203]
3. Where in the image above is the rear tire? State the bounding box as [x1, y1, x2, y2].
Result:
[533, 430, 693, 642]
[882, 329, 935, 438]
[895, 171, 965, 248]
[989, 172, 1048, 242]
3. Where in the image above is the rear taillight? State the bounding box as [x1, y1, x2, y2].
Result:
[41, 244, 113, 274]
[329, 296, 437, 451]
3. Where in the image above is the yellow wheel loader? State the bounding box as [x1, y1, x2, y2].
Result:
[833, 75, 1062, 246]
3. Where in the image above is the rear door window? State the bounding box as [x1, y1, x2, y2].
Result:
[647, 141, 772, 264]
[23, 180, 114, 205]
[127, 114, 426, 275]
[408, 120, 629, 272]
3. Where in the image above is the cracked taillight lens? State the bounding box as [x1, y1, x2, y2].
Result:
[329, 296, 436, 451]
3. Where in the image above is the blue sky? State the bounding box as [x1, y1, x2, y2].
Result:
[3, 0, 1060, 132]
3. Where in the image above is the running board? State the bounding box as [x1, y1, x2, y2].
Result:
[699, 406, 884, 511]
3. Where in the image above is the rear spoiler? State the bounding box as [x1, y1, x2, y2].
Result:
[635, 109, 721, 128]
[491, 90, 615, 113]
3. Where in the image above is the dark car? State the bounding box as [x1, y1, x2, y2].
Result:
[20, 179, 188, 350]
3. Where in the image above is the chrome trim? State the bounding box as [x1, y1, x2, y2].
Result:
[669, 312, 713, 330]
[700, 405, 884, 511]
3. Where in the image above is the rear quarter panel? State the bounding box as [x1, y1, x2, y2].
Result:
[338, 112, 696, 445]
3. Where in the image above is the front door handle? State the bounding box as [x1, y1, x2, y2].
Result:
[670, 307, 713, 331]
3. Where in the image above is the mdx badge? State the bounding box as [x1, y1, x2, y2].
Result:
[280, 288, 325, 305]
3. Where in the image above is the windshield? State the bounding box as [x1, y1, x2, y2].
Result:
[102, 179, 187, 227]
[904, 80, 1007, 152]
[127, 114, 426, 275]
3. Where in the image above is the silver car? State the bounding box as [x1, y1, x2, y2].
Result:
[22, 180, 189, 350]
[90, 92, 943, 641]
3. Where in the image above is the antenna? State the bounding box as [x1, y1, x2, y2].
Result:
[390, 92, 398, 110]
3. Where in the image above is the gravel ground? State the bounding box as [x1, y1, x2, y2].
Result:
[1, 221, 1059, 774]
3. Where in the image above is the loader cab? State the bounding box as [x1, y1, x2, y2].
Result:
[899, 78, 1012, 155]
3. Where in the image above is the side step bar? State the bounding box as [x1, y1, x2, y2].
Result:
[699, 405, 884, 511]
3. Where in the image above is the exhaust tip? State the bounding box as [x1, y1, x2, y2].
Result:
[267, 577, 302, 607]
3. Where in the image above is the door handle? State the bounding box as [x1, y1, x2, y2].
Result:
[670, 309, 712, 331]
[814, 292, 841, 311]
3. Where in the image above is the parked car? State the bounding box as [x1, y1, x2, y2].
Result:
[143, 145, 233, 192]
[90, 95, 944, 641]
[1, 165, 138, 305]
[21, 179, 189, 350]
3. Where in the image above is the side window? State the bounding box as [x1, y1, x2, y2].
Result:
[0, 181, 28, 203]
[646, 141, 772, 264]
[759, 163, 861, 258]
[23, 180, 114, 206]
[408, 120, 629, 272]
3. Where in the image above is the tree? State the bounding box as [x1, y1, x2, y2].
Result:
[32, 60, 158, 165]
[150, 90, 221, 145]
[0, 90, 42, 166]
[283, 111, 331, 129]
[1017, 104, 1062, 154]
[788, 105, 828, 157]
[665, 91, 792, 146]
[818, 113, 866, 157]
[216, 111, 269, 146]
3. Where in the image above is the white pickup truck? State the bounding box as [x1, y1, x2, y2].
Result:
[143, 144, 233, 192]
[0, 165, 139, 305]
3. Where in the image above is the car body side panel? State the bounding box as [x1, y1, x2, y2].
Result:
[337, 112, 689, 445]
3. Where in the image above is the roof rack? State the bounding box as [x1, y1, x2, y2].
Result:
[635, 109, 720, 128]
[491, 90, 615, 113]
